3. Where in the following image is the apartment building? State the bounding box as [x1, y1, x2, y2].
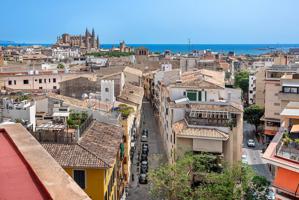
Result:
[263, 102, 299, 199]
[158, 69, 243, 164]
[0, 123, 90, 200]
[262, 65, 299, 143]
[248, 74, 256, 105]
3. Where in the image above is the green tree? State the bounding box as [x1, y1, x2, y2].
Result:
[234, 70, 249, 93]
[149, 153, 267, 200]
[245, 176, 270, 200]
[244, 105, 264, 133]
[57, 63, 65, 69]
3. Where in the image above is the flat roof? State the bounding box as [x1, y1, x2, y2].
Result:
[0, 124, 91, 200]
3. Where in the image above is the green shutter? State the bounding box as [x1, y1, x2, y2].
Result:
[187, 91, 197, 101]
[198, 91, 202, 101]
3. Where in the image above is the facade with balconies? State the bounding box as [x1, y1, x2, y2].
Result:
[158, 69, 243, 165]
[263, 101, 299, 200]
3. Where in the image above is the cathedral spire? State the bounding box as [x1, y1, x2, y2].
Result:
[92, 28, 95, 37]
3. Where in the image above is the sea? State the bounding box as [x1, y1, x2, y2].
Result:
[1, 43, 299, 55]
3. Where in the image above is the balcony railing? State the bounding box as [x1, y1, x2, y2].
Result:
[185, 113, 236, 128]
[276, 129, 299, 163]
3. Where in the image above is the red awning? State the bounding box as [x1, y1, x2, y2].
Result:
[264, 130, 277, 136]
[273, 167, 299, 198]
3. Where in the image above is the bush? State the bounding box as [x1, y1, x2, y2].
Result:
[118, 104, 134, 118]
[86, 51, 134, 57]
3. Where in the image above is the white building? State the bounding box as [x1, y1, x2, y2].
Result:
[2, 98, 36, 131]
[101, 80, 115, 103]
[248, 74, 256, 105]
[157, 69, 243, 165]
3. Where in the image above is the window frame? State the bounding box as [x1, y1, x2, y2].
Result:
[73, 169, 87, 190]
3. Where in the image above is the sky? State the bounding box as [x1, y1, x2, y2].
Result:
[1, 0, 299, 44]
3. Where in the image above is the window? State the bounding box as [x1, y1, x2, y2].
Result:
[166, 108, 169, 115]
[23, 80, 29, 84]
[8, 80, 12, 85]
[14, 80, 16, 85]
[291, 87, 298, 94]
[198, 91, 202, 101]
[39, 87, 43, 90]
[73, 170, 86, 189]
[105, 88, 109, 92]
[44, 79, 46, 83]
[53, 78, 56, 83]
[53, 86, 57, 89]
[187, 90, 197, 101]
[283, 87, 290, 93]
[39, 79, 42, 83]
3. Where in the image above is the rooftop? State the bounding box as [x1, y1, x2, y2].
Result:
[118, 83, 144, 107]
[173, 119, 229, 141]
[0, 123, 90, 200]
[43, 120, 123, 168]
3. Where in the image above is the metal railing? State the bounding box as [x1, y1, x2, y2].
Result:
[185, 113, 236, 127]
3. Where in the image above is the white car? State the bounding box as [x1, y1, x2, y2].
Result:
[242, 154, 248, 164]
[247, 139, 256, 147]
[141, 135, 148, 142]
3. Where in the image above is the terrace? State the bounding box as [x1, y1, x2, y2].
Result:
[275, 128, 299, 163]
[185, 110, 237, 128]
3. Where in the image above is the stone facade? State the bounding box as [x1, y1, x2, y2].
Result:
[55, 28, 99, 50]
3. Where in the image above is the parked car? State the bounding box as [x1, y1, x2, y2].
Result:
[141, 160, 148, 167]
[141, 135, 148, 142]
[140, 165, 148, 173]
[141, 153, 148, 161]
[131, 142, 136, 151]
[142, 129, 149, 137]
[247, 139, 256, 147]
[142, 143, 149, 149]
[142, 148, 149, 155]
[242, 154, 248, 164]
[139, 173, 148, 184]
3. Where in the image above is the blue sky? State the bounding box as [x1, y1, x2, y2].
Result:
[1, 0, 299, 44]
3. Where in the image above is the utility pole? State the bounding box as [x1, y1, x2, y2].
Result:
[188, 38, 191, 53]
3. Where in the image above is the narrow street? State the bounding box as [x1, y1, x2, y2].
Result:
[127, 100, 167, 200]
[243, 122, 273, 181]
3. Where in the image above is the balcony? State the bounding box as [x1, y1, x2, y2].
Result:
[275, 129, 299, 163]
[185, 111, 237, 128]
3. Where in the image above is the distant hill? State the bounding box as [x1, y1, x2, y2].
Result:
[0, 40, 16, 45]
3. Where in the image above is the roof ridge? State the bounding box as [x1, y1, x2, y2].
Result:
[77, 143, 111, 168]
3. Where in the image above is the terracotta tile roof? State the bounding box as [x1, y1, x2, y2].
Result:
[42, 143, 109, 168]
[118, 83, 144, 106]
[173, 120, 229, 141]
[79, 121, 123, 167]
[42, 121, 123, 168]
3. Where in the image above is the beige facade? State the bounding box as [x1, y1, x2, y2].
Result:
[157, 69, 243, 165]
[255, 67, 266, 108]
[263, 65, 299, 142]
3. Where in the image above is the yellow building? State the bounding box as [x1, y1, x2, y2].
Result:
[43, 121, 124, 200]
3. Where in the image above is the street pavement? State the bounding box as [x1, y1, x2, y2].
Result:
[243, 122, 273, 182]
[127, 100, 167, 200]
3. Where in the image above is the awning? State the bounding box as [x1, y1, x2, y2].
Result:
[291, 124, 299, 133]
[264, 130, 277, 136]
[281, 109, 299, 117]
[273, 167, 299, 198]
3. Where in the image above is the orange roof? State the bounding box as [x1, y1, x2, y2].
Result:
[291, 124, 299, 133]
[264, 129, 277, 136]
[273, 167, 299, 197]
